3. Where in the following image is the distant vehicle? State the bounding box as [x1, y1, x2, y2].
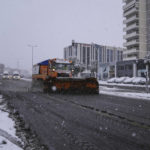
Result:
[115, 77, 128, 83]
[20, 74, 24, 78]
[107, 77, 117, 83]
[132, 77, 146, 85]
[12, 71, 21, 80]
[2, 71, 11, 79]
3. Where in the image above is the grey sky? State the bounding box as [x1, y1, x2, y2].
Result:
[0, 0, 123, 71]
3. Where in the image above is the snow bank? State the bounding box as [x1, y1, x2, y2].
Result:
[21, 78, 32, 82]
[100, 86, 150, 100]
[0, 110, 16, 137]
[0, 95, 23, 150]
[99, 80, 150, 88]
[0, 136, 22, 150]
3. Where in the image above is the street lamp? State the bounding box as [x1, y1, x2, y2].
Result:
[28, 44, 38, 74]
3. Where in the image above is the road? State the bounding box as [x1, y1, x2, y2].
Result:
[0, 79, 150, 150]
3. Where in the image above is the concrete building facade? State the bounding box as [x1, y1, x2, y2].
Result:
[147, 0, 150, 54]
[123, 0, 150, 60]
[64, 41, 123, 79]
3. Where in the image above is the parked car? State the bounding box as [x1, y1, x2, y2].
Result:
[132, 77, 146, 85]
[115, 77, 128, 83]
[123, 77, 135, 84]
[107, 77, 117, 83]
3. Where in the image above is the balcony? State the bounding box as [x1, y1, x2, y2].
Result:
[123, 15, 138, 24]
[123, 39, 139, 47]
[123, 48, 138, 54]
[123, 15, 139, 24]
[123, 23, 139, 32]
[123, 0, 136, 10]
[123, 7, 138, 17]
[123, 32, 139, 40]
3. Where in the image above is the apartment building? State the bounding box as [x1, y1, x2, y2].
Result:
[64, 41, 123, 79]
[147, 0, 150, 54]
[123, 0, 150, 60]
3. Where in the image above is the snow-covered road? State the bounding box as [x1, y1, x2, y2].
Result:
[100, 86, 150, 100]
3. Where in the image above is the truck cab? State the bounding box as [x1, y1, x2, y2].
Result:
[48, 58, 74, 78]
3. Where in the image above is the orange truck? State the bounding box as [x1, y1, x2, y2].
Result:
[32, 58, 99, 94]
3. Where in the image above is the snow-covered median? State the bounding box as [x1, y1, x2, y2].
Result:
[21, 78, 32, 82]
[0, 95, 23, 150]
[99, 80, 150, 88]
[100, 86, 150, 100]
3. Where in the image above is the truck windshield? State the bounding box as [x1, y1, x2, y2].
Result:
[54, 63, 73, 70]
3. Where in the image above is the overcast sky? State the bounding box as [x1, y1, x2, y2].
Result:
[0, 0, 123, 71]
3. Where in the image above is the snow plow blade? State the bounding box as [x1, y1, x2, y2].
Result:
[44, 77, 99, 94]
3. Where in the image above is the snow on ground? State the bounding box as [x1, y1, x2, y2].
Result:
[21, 78, 32, 82]
[0, 136, 22, 150]
[100, 86, 150, 100]
[0, 95, 23, 150]
[99, 80, 150, 88]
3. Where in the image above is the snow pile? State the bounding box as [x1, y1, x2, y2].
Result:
[21, 78, 32, 82]
[106, 77, 147, 85]
[100, 86, 150, 100]
[115, 77, 128, 83]
[0, 110, 16, 137]
[0, 95, 23, 150]
[99, 80, 150, 88]
[0, 136, 22, 150]
[132, 77, 146, 84]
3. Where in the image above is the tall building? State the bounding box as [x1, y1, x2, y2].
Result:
[123, 0, 150, 61]
[147, 0, 150, 54]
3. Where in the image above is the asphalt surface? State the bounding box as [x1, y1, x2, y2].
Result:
[0, 79, 150, 150]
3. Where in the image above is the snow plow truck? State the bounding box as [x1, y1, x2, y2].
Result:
[32, 58, 99, 94]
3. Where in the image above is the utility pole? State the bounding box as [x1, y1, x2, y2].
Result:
[28, 45, 37, 74]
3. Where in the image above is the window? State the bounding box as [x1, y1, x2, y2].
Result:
[117, 51, 120, 61]
[99, 48, 102, 63]
[83, 47, 86, 64]
[107, 49, 109, 62]
[95, 49, 98, 60]
[75, 45, 77, 56]
[87, 47, 90, 65]
[64, 50, 66, 59]
[110, 50, 113, 62]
